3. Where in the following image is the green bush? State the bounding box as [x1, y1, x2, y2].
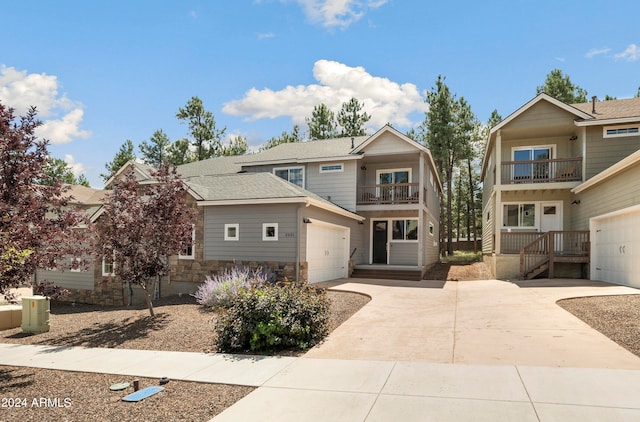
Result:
[215, 283, 330, 353]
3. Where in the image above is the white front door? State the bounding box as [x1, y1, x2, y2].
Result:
[540, 202, 562, 232]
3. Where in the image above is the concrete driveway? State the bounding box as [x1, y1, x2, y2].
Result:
[307, 278, 640, 369]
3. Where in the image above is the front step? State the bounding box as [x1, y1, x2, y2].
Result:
[351, 269, 422, 281]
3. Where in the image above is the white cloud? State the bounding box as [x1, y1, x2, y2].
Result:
[64, 154, 86, 178]
[292, 0, 388, 29]
[585, 48, 610, 58]
[0, 65, 90, 144]
[223, 59, 427, 130]
[615, 44, 640, 61]
[257, 32, 275, 40]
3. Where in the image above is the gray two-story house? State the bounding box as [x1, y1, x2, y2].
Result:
[40, 125, 442, 305]
[482, 93, 640, 287]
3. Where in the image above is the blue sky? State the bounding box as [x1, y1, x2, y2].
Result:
[2, 0, 638, 187]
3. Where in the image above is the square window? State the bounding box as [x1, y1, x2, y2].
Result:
[224, 224, 239, 241]
[273, 166, 304, 187]
[429, 222, 435, 235]
[263, 223, 278, 241]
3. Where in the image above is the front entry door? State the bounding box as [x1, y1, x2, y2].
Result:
[372, 220, 388, 264]
[540, 202, 562, 233]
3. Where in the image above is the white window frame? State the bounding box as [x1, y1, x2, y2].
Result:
[390, 219, 419, 242]
[179, 224, 195, 259]
[102, 255, 115, 277]
[319, 163, 344, 173]
[429, 222, 434, 236]
[273, 166, 305, 188]
[262, 223, 279, 241]
[511, 145, 555, 161]
[224, 223, 239, 241]
[376, 168, 412, 185]
[502, 203, 536, 229]
[603, 125, 640, 138]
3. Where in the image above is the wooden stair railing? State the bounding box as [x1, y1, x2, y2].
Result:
[520, 232, 550, 279]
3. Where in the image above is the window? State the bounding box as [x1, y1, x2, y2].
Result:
[512, 146, 553, 181]
[604, 125, 640, 138]
[263, 223, 278, 241]
[391, 219, 418, 241]
[102, 254, 115, 276]
[429, 222, 434, 236]
[503, 204, 535, 227]
[376, 168, 412, 201]
[320, 163, 343, 173]
[274, 166, 304, 187]
[179, 225, 195, 259]
[224, 224, 239, 241]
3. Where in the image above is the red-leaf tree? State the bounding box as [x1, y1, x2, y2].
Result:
[95, 163, 196, 316]
[0, 103, 90, 302]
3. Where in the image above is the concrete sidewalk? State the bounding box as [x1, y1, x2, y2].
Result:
[2, 343, 640, 421]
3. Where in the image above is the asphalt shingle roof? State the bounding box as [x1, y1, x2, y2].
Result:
[572, 97, 640, 120]
[185, 172, 334, 205]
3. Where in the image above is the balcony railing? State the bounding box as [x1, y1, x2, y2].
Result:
[501, 157, 582, 184]
[357, 183, 421, 205]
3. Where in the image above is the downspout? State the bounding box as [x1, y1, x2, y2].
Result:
[296, 204, 302, 282]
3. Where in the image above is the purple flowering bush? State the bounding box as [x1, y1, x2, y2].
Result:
[192, 266, 270, 309]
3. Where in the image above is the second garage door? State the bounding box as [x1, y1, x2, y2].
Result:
[306, 220, 349, 283]
[591, 206, 640, 288]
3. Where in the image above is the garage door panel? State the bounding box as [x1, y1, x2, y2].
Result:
[307, 222, 349, 283]
[591, 209, 640, 288]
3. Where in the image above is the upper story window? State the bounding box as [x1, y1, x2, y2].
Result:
[319, 163, 344, 173]
[274, 166, 304, 187]
[604, 125, 640, 138]
[512, 146, 554, 181]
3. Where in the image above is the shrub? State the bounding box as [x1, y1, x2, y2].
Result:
[34, 281, 70, 301]
[215, 283, 330, 353]
[192, 266, 269, 309]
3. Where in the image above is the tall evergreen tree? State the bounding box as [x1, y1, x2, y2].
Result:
[536, 69, 588, 103]
[43, 157, 90, 187]
[337, 97, 370, 137]
[221, 135, 248, 156]
[101, 140, 136, 183]
[176, 96, 226, 160]
[261, 125, 304, 150]
[166, 138, 193, 166]
[139, 129, 171, 166]
[307, 103, 337, 140]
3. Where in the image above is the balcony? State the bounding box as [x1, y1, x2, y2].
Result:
[501, 157, 582, 185]
[357, 183, 423, 205]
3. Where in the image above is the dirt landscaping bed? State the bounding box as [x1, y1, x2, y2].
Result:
[0, 290, 370, 421]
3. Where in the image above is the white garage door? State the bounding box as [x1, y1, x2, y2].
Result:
[306, 220, 349, 283]
[591, 206, 640, 288]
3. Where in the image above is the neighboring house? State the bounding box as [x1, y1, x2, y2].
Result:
[481, 93, 640, 287]
[34, 185, 126, 305]
[45, 125, 443, 305]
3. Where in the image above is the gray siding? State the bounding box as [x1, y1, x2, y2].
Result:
[390, 242, 418, 265]
[573, 163, 640, 230]
[36, 266, 95, 291]
[482, 194, 494, 254]
[299, 206, 364, 263]
[503, 101, 577, 132]
[204, 204, 297, 261]
[306, 161, 357, 211]
[585, 126, 640, 179]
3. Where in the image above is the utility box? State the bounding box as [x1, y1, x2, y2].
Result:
[21, 296, 50, 334]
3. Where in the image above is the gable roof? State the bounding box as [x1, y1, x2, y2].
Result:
[103, 160, 156, 188]
[572, 97, 640, 126]
[186, 172, 364, 221]
[351, 124, 429, 154]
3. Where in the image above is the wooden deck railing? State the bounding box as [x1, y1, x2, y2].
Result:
[518, 231, 590, 279]
[501, 232, 542, 254]
[501, 157, 582, 184]
[357, 183, 422, 205]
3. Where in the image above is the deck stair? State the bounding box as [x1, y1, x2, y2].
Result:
[520, 231, 589, 279]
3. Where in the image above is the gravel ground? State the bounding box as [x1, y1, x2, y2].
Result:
[558, 294, 640, 357]
[0, 290, 370, 422]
